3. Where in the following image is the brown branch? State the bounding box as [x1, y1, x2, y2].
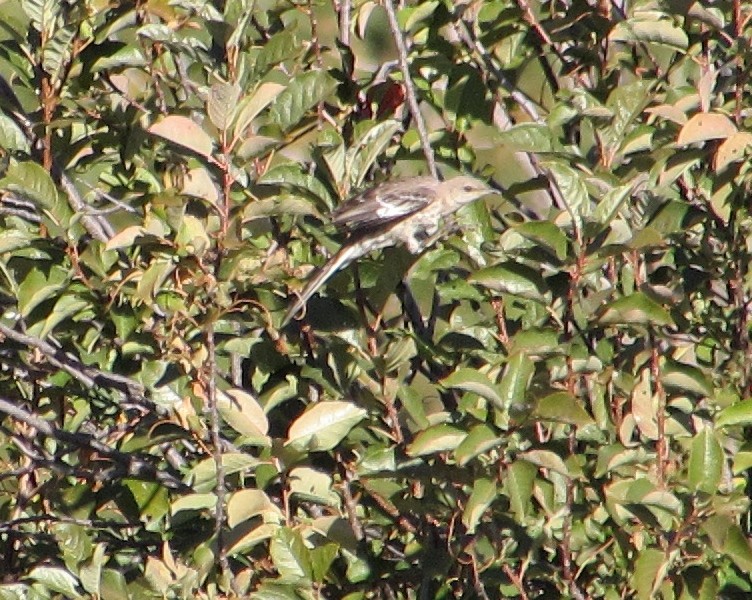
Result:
[1, 323, 145, 399]
[0, 322, 148, 403]
[0, 395, 188, 491]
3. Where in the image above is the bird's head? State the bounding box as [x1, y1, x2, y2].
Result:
[446, 175, 496, 205]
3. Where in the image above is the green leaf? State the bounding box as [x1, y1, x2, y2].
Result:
[519, 450, 570, 477]
[251, 30, 302, 79]
[455, 424, 502, 466]
[630, 547, 666, 600]
[610, 13, 689, 50]
[226, 522, 279, 557]
[663, 361, 712, 397]
[227, 489, 283, 528]
[3, 160, 58, 208]
[208, 81, 241, 131]
[496, 123, 553, 152]
[593, 181, 636, 228]
[27, 566, 82, 599]
[22, 0, 58, 35]
[189, 453, 261, 493]
[542, 160, 590, 233]
[289, 467, 339, 506]
[268, 70, 337, 132]
[346, 119, 402, 188]
[504, 459, 536, 519]
[285, 401, 366, 452]
[79, 544, 106, 596]
[470, 261, 550, 301]
[462, 478, 496, 534]
[269, 528, 312, 583]
[174, 214, 210, 256]
[43, 23, 75, 82]
[598, 292, 674, 326]
[233, 82, 286, 141]
[513, 221, 569, 261]
[257, 163, 333, 206]
[703, 516, 752, 572]
[724, 523, 752, 572]
[441, 368, 502, 406]
[407, 424, 467, 457]
[497, 352, 534, 413]
[715, 398, 752, 428]
[32, 293, 89, 338]
[148, 115, 213, 158]
[534, 392, 594, 426]
[170, 492, 216, 514]
[0, 114, 29, 152]
[217, 388, 270, 442]
[17, 266, 69, 317]
[688, 428, 723, 494]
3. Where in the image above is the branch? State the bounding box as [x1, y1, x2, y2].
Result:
[382, 0, 438, 179]
[0, 395, 189, 491]
[0, 322, 149, 406]
[0, 74, 114, 242]
[56, 170, 114, 242]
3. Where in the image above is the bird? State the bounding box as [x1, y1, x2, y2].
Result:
[282, 175, 494, 325]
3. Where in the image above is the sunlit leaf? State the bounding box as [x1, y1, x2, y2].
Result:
[714, 131, 752, 171]
[268, 70, 337, 132]
[688, 428, 723, 494]
[441, 368, 502, 406]
[208, 81, 241, 131]
[286, 401, 366, 452]
[505, 459, 536, 519]
[470, 261, 549, 301]
[677, 112, 737, 146]
[598, 292, 674, 326]
[148, 115, 213, 157]
[716, 399, 752, 428]
[407, 424, 467, 457]
[462, 478, 496, 534]
[610, 13, 689, 49]
[534, 392, 594, 426]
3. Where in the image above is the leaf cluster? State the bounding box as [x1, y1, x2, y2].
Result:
[0, 1, 751, 599]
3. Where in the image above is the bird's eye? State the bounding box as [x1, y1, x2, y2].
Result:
[463, 185, 474, 192]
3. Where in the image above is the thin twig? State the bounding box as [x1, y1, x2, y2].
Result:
[338, 0, 351, 46]
[0, 322, 148, 404]
[453, 18, 541, 122]
[205, 323, 233, 582]
[382, 0, 438, 179]
[0, 395, 188, 491]
[0, 514, 143, 532]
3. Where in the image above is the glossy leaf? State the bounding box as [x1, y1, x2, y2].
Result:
[677, 112, 736, 146]
[407, 424, 467, 457]
[462, 478, 496, 533]
[534, 392, 594, 426]
[286, 402, 366, 452]
[688, 428, 723, 494]
[268, 70, 337, 132]
[148, 115, 213, 157]
[598, 292, 674, 326]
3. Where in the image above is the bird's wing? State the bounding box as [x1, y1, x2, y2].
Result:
[330, 178, 437, 231]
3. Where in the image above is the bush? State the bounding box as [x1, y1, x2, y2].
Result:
[0, 0, 750, 598]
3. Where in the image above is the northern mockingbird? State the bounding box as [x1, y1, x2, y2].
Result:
[282, 175, 493, 325]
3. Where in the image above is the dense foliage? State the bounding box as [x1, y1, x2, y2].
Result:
[1, 0, 752, 598]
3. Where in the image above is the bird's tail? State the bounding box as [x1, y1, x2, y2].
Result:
[281, 243, 363, 326]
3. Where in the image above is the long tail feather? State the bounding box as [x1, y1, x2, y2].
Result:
[282, 243, 363, 326]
